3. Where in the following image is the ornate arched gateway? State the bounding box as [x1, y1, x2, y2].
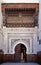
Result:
[13, 40, 28, 54]
[14, 43, 26, 62]
[1, 3, 39, 62]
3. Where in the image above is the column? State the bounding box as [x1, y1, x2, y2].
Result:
[3, 27, 8, 54]
[33, 33, 38, 54]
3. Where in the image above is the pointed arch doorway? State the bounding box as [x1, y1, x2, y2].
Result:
[14, 43, 27, 62]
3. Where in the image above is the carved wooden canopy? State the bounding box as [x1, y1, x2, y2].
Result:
[2, 3, 39, 27]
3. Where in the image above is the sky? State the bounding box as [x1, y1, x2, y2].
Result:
[2, 0, 39, 3]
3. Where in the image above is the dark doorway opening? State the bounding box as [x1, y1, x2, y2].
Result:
[14, 43, 26, 62]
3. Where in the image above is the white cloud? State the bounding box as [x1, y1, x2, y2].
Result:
[2, 0, 39, 3]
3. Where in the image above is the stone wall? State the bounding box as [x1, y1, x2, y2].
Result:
[27, 54, 37, 62]
[0, 54, 38, 63]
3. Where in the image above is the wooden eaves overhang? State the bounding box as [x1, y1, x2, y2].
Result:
[1, 3, 39, 27]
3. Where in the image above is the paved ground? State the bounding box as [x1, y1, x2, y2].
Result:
[1, 63, 39, 65]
